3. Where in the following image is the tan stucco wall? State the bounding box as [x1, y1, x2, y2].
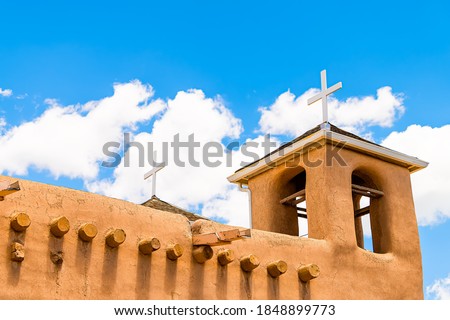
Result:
[0, 144, 423, 301]
[0, 176, 325, 300]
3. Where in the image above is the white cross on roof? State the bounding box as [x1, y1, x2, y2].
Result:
[144, 164, 166, 197]
[307, 70, 342, 123]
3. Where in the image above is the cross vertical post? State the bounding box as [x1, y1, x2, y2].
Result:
[144, 164, 166, 197]
[307, 70, 342, 124]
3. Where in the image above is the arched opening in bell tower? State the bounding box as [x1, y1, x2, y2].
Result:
[351, 170, 385, 253]
[280, 170, 308, 237]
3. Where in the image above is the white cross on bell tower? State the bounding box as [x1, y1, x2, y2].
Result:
[307, 70, 342, 124]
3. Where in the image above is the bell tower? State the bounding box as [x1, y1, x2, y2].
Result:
[229, 123, 427, 247]
[228, 71, 428, 299]
[229, 70, 427, 248]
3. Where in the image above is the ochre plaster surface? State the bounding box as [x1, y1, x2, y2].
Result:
[0, 142, 423, 299]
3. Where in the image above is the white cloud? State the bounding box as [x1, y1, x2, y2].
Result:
[0, 88, 13, 97]
[258, 86, 404, 137]
[382, 124, 450, 226]
[0, 80, 165, 179]
[201, 187, 250, 227]
[86, 89, 284, 228]
[427, 274, 450, 300]
[0, 118, 6, 129]
[0, 81, 276, 228]
[16, 93, 28, 100]
[86, 89, 244, 210]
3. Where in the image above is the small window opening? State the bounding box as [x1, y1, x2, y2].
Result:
[280, 171, 308, 237]
[352, 172, 384, 252]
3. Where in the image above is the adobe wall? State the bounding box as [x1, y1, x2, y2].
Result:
[0, 165, 422, 299]
[248, 144, 423, 299]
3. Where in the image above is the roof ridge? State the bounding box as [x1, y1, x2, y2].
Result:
[141, 196, 208, 222]
[236, 122, 383, 173]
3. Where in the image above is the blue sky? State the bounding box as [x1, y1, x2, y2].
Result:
[1, 1, 450, 299]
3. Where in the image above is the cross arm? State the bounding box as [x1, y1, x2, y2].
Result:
[144, 165, 165, 180]
[325, 82, 342, 95]
[307, 92, 323, 105]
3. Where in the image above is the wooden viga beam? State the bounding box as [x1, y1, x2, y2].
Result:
[351, 184, 384, 198]
[355, 206, 370, 218]
[192, 228, 251, 246]
[297, 207, 307, 219]
[280, 189, 306, 207]
[0, 181, 20, 201]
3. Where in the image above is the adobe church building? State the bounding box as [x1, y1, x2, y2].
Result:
[0, 72, 428, 299]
